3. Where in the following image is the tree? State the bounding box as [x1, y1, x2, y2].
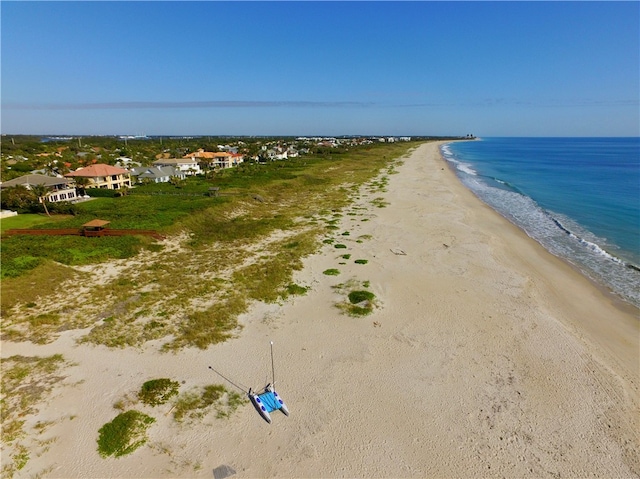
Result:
[73, 177, 90, 196]
[29, 183, 51, 216]
[1, 185, 34, 212]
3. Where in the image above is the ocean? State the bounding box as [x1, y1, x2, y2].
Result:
[441, 137, 640, 308]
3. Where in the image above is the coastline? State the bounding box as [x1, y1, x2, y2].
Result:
[6, 141, 640, 478]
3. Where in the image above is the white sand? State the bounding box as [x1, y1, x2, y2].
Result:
[4, 141, 639, 478]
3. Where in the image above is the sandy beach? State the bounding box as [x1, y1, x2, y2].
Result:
[4, 141, 639, 478]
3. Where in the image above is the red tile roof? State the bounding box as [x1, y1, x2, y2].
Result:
[65, 164, 129, 177]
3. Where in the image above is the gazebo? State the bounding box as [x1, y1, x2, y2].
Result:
[81, 219, 111, 237]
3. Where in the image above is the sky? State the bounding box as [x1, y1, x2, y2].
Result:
[1, 1, 639, 137]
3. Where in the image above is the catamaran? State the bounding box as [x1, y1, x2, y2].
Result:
[209, 341, 289, 424]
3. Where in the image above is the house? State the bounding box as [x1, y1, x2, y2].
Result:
[0, 173, 78, 202]
[183, 150, 244, 169]
[129, 165, 185, 183]
[152, 158, 201, 176]
[65, 164, 132, 190]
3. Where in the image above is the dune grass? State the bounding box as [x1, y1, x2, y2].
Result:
[97, 410, 156, 458]
[2, 142, 418, 349]
[0, 354, 69, 476]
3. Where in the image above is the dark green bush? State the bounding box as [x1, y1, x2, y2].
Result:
[348, 290, 375, 304]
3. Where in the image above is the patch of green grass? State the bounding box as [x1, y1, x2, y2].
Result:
[371, 197, 389, 208]
[12, 444, 29, 470]
[354, 259, 368, 265]
[334, 244, 347, 249]
[173, 385, 244, 422]
[348, 290, 375, 304]
[138, 378, 180, 406]
[285, 283, 308, 296]
[323, 269, 340, 276]
[0, 214, 70, 233]
[332, 280, 377, 317]
[341, 254, 351, 260]
[97, 410, 155, 458]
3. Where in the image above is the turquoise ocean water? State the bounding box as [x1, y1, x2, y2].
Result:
[442, 138, 640, 308]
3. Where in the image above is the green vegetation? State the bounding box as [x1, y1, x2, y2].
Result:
[0, 214, 70, 233]
[348, 290, 375, 304]
[2, 139, 420, 349]
[323, 269, 340, 276]
[354, 259, 368, 265]
[97, 410, 155, 458]
[341, 254, 351, 260]
[334, 244, 347, 249]
[285, 283, 309, 297]
[333, 280, 377, 317]
[1, 354, 68, 475]
[371, 197, 389, 208]
[138, 379, 180, 406]
[173, 385, 244, 422]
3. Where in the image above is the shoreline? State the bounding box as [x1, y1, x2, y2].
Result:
[5, 141, 639, 478]
[441, 138, 640, 309]
[440, 140, 640, 363]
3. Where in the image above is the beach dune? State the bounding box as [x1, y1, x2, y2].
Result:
[8, 142, 639, 478]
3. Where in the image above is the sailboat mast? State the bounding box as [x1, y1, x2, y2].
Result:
[270, 341, 276, 386]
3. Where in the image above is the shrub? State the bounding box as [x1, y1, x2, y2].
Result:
[354, 259, 368, 265]
[173, 384, 243, 421]
[334, 244, 347, 249]
[86, 188, 119, 198]
[138, 378, 179, 406]
[348, 290, 375, 304]
[323, 269, 340, 276]
[286, 283, 308, 296]
[97, 410, 155, 458]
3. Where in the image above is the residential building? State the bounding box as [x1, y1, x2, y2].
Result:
[65, 164, 132, 190]
[152, 157, 201, 176]
[0, 173, 78, 202]
[130, 165, 185, 183]
[184, 150, 244, 169]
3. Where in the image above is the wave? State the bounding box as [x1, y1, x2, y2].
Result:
[441, 149, 640, 307]
[550, 216, 631, 267]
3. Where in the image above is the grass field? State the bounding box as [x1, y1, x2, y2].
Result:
[0, 214, 70, 233]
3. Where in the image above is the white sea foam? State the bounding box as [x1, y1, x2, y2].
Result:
[450, 166, 640, 307]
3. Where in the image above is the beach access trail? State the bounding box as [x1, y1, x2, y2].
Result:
[10, 141, 639, 478]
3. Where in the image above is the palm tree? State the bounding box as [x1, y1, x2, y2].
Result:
[30, 183, 51, 217]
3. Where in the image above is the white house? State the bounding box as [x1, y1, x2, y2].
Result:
[1, 173, 78, 202]
[130, 166, 185, 183]
[152, 158, 201, 176]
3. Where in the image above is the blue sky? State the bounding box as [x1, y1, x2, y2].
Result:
[2, 1, 639, 136]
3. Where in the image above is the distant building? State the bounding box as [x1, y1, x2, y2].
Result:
[1, 173, 78, 202]
[130, 165, 184, 183]
[65, 164, 132, 190]
[184, 150, 244, 169]
[152, 157, 201, 175]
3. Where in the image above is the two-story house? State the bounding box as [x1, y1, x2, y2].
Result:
[152, 158, 201, 176]
[0, 173, 78, 202]
[65, 164, 132, 190]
